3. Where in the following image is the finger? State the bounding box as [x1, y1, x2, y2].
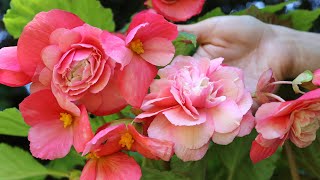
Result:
[194, 45, 227, 59]
[177, 18, 219, 43]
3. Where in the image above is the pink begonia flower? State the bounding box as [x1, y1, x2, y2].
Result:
[102, 10, 178, 108]
[312, 69, 320, 86]
[80, 123, 174, 179]
[0, 10, 127, 116]
[136, 56, 254, 161]
[146, 0, 205, 22]
[19, 89, 93, 160]
[250, 88, 320, 163]
[255, 69, 276, 104]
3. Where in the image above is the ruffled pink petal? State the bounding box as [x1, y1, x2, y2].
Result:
[128, 125, 174, 161]
[80, 159, 97, 180]
[211, 128, 240, 145]
[28, 120, 73, 160]
[152, 0, 205, 22]
[128, 10, 178, 41]
[208, 100, 242, 133]
[148, 114, 214, 149]
[237, 91, 253, 115]
[51, 83, 81, 116]
[18, 10, 84, 77]
[80, 76, 127, 116]
[140, 37, 175, 66]
[118, 55, 158, 108]
[162, 107, 205, 126]
[174, 142, 210, 162]
[0, 47, 31, 86]
[82, 124, 126, 156]
[38, 67, 52, 86]
[89, 64, 111, 94]
[73, 105, 94, 153]
[101, 31, 133, 69]
[255, 102, 292, 139]
[41, 45, 62, 70]
[58, 30, 81, 52]
[19, 89, 64, 126]
[250, 134, 285, 163]
[96, 152, 141, 180]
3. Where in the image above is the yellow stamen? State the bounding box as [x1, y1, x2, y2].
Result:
[130, 39, 144, 54]
[119, 132, 134, 150]
[59, 113, 73, 128]
[86, 152, 100, 160]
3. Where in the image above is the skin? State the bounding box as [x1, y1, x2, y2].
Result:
[178, 15, 320, 92]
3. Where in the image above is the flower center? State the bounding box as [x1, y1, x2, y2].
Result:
[86, 152, 100, 160]
[59, 113, 73, 128]
[130, 39, 144, 54]
[119, 132, 134, 150]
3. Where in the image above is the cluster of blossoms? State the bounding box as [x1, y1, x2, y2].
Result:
[0, 1, 320, 179]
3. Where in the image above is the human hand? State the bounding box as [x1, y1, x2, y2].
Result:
[178, 16, 296, 92]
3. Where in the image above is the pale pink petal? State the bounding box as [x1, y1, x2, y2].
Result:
[80, 159, 97, 180]
[212, 128, 240, 145]
[96, 152, 141, 180]
[73, 105, 94, 153]
[129, 125, 174, 161]
[136, 106, 178, 119]
[148, 114, 214, 149]
[101, 31, 133, 69]
[29, 120, 73, 160]
[163, 107, 205, 126]
[174, 142, 209, 162]
[18, 10, 84, 77]
[152, 0, 205, 22]
[140, 37, 175, 66]
[41, 45, 62, 70]
[208, 100, 242, 133]
[30, 81, 49, 93]
[119, 55, 158, 108]
[0, 47, 31, 86]
[238, 111, 255, 137]
[19, 90, 64, 126]
[237, 91, 253, 115]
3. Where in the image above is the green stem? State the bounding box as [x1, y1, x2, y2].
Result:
[46, 169, 70, 178]
[285, 143, 300, 180]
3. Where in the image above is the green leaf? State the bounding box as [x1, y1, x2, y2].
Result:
[0, 108, 29, 137]
[47, 148, 85, 174]
[233, 1, 292, 15]
[173, 32, 197, 57]
[291, 131, 320, 178]
[209, 133, 280, 180]
[197, 7, 224, 21]
[281, 9, 320, 31]
[4, 0, 115, 38]
[141, 167, 185, 180]
[0, 143, 48, 180]
[170, 155, 207, 180]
